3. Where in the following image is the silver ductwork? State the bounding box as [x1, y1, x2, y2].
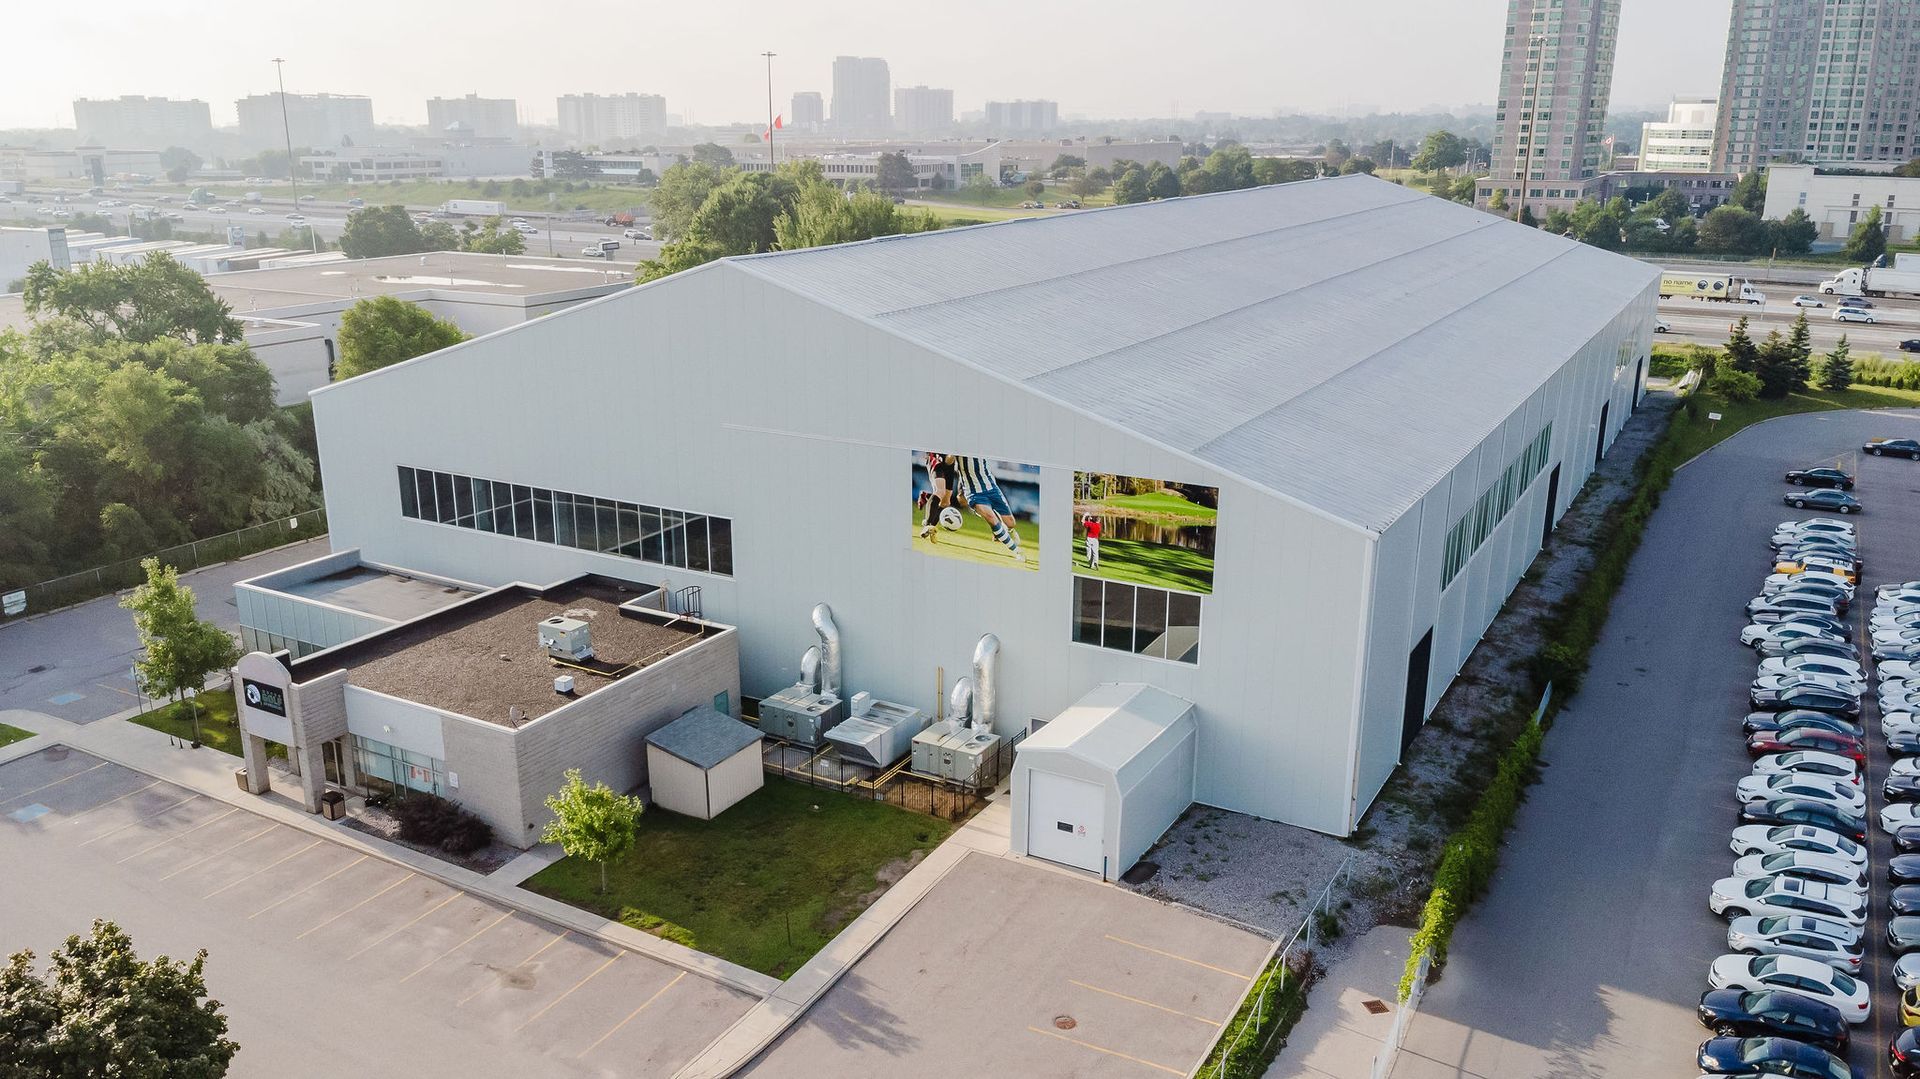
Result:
[971, 633, 1000, 732]
[812, 603, 842, 699]
[948, 676, 975, 726]
[799, 646, 821, 694]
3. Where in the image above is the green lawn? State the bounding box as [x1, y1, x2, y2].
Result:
[523, 781, 952, 977]
[128, 689, 282, 758]
[1073, 536, 1215, 593]
[907, 504, 1041, 570]
[1672, 382, 1920, 463]
[0, 724, 33, 749]
[1080, 489, 1219, 522]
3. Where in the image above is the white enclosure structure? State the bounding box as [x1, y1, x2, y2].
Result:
[1011, 683, 1198, 878]
[308, 175, 1657, 838]
[645, 706, 765, 820]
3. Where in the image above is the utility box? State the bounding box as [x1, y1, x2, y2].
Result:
[911, 721, 1002, 785]
[539, 616, 594, 661]
[824, 696, 930, 768]
[758, 684, 846, 746]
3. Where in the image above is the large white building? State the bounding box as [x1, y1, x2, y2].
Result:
[72, 96, 214, 151]
[985, 99, 1059, 135]
[304, 177, 1655, 841]
[235, 92, 376, 149]
[892, 86, 953, 135]
[1763, 163, 1920, 244]
[831, 57, 892, 133]
[1639, 97, 1718, 174]
[426, 94, 518, 140]
[556, 93, 667, 146]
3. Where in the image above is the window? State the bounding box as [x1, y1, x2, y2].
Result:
[1441, 423, 1554, 590]
[1071, 577, 1199, 664]
[351, 735, 447, 797]
[396, 466, 735, 577]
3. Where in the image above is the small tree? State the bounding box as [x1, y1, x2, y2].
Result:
[334, 296, 468, 381]
[1708, 368, 1762, 401]
[1785, 310, 1813, 386]
[122, 559, 239, 747]
[1753, 329, 1801, 398]
[1819, 335, 1855, 392]
[0, 920, 237, 1077]
[1023, 178, 1045, 199]
[1725, 316, 1760, 373]
[1844, 205, 1887, 263]
[542, 768, 644, 894]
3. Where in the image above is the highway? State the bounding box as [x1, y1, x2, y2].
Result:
[1658, 293, 1920, 355]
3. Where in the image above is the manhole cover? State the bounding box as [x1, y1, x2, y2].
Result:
[1362, 999, 1390, 1015]
[1053, 1015, 1077, 1030]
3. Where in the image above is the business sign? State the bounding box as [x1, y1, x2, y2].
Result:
[242, 678, 287, 717]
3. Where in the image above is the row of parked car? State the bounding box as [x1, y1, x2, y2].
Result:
[1699, 514, 1920, 1077]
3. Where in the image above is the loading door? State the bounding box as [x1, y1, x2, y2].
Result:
[1026, 770, 1106, 875]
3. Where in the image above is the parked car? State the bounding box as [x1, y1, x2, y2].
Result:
[1785, 467, 1854, 490]
[1893, 1026, 1920, 1077]
[1708, 953, 1870, 1022]
[1895, 825, 1920, 854]
[1748, 728, 1864, 761]
[1745, 620, 1849, 650]
[1732, 849, 1867, 888]
[1833, 307, 1877, 324]
[1736, 777, 1867, 818]
[1754, 672, 1867, 699]
[1727, 915, 1863, 970]
[1775, 518, 1855, 540]
[1742, 711, 1862, 741]
[1773, 637, 1860, 664]
[1889, 884, 1920, 917]
[1751, 751, 1862, 786]
[1697, 1035, 1861, 1077]
[1759, 656, 1865, 683]
[1764, 582, 1854, 612]
[1784, 488, 1863, 513]
[1900, 954, 1920, 991]
[1886, 775, 1920, 806]
[1697, 988, 1849, 1052]
[1888, 714, 1920, 741]
[1888, 804, 1920, 835]
[1750, 685, 1861, 718]
[1891, 915, 1920, 953]
[1793, 295, 1827, 308]
[1865, 438, 1920, 459]
[1742, 799, 1867, 841]
[1775, 555, 1860, 581]
[1731, 824, 1866, 865]
[1748, 598, 1846, 625]
[1713, 874, 1867, 924]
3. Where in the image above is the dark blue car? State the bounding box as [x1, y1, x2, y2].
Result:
[1698, 1034, 1858, 1078]
[1696, 989, 1848, 1053]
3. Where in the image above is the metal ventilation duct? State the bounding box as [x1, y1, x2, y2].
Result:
[812, 604, 842, 698]
[971, 633, 1000, 732]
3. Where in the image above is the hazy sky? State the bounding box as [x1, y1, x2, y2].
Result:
[0, 0, 1732, 130]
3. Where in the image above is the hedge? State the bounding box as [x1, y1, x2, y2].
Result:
[1198, 951, 1315, 1079]
[1854, 355, 1920, 390]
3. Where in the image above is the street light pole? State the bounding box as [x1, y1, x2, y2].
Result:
[1514, 33, 1546, 226]
[272, 58, 315, 253]
[761, 51, 777, 168]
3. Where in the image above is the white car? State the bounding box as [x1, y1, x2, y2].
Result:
[1726, 915, 1863, 972]
[1763, 571, 1855, 596]
[1900, 953, 1920, 991]
[623, 227, 650, 239]
[1751, 750, 1861, 785]
[514, 222, 538, 234]
[1706, 953, 1871, 1022]
[246, 206, 265, 215]
[1710, 874, 1865, 924]
[1879, 591, 1920, 610]
[1872, 609, 1920, 628]
[1777, 518, 1855, 538]
[1730, 823, 1867, 865]
[1885, 713, 1920, 740]
[1833, 307, 1876, 324]
[1874, 627, 1920, 647]
[1882, 580, 1920, 598]
[1735, 775, 1866, 816]
[1752, 671, 1866, 696]
[285, 214, 306, 224]
[1742, 621, 1847, 649]
[1883, 803, 1920, 834]
[1758, 656, 1865, 683]
[1882, 661, 1920, 680]
[1881, 690, 1920, 715]
[1654, 318, 1672, 333]
[1793, 295, 1826, 308]
[1731, 848, 1867, 887]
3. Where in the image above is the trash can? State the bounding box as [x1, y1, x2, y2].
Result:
[234, 767, 250, 791]
[320, 790, 346, 820]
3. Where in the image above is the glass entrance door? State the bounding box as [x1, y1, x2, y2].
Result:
[322, 739, 343, 786]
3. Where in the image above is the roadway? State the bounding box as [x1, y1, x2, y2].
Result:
[1660, 293, 1920, 355]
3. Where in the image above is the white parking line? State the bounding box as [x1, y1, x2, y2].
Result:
[249, 854, 369, 919]
[202, 839, 323, 899]
[112, 806, 238, 862]
[79, 792, 200, 846]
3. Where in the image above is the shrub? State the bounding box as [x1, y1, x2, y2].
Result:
[1708, 368, 1761, 401]
[392, 793, 493, 854]
[1199, 951, 1315, 1079]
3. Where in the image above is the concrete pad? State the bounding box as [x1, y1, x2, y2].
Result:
[1266, 924, 1410, 1079]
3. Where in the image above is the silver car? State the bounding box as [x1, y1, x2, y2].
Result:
[1727, 914, 1864, 973]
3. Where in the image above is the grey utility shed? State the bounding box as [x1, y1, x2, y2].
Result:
[1010, 683, 1198, 879]
[644, 706, 764, 820]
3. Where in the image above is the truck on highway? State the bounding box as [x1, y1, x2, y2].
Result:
[1659, 272, 1767, 304]
[1819, 257, 1920, 299]
[440, 199, 507, 217]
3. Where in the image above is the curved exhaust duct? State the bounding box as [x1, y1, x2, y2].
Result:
[971, 633, 1000, 732]
[948, 676, 975, 727]
[799, 646, 821, 694]
[811, 604, 842, 698]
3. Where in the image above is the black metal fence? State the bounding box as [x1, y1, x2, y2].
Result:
[761, 728, 1026, 824]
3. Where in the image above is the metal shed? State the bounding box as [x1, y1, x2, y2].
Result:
[644, 705, 764, 820]
[1009, 683, 1198, 879]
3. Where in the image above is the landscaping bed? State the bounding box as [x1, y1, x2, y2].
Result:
[127, 689, 282, 758]
[522, 779, 952, 977]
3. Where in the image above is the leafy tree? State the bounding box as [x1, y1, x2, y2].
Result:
[1046, 154, 1086, 176]
[1708, 368, 1762, 401]
[1819, 335, 1854, 391]
[1518, 205, 1538, 228]
[334, 296, 468, 381]
[0, 430, 54, 587]
[1144, 161, 1182, 200]
[1252, 157, 1317, 186]
[648, 161, 732, 243]
[1339, 157, 1377, 175]
[1323, 138, 1351, 169]
[690, 142, 735, 168]
[1753, 329, 1801, 398]
[773, 184, 938, 250]
[1894, 157, 1920, 179]
[543, 150, 602, 181]
[1111, 167, 1149, 204]
[542, 768, 643, 894]
[338, 205, 431, 259]
[1697, 205, 1767, 254]
[1487, 189, 1509, 214]
[0, 920, 237, 1078]
[874, 151, 917, 193]
[1647, 187, 1692, 223]
[1786, 309, 1813, 385]
[1411, 130, 1468, 173]
[457, 216, 525, 255]
[158, 147, 202, 184]
[959, 173, 998, 204]
[122, 559, 239, 744]
[1843, 205, 1886, 263]
[1183, 145, 1257, 196]
[1768, 208, 1817, 255]
[418, 220, 461, 251]
[1023, 178, 1045, 198]
[1725, 316, 1760, 373]
[22, 254, 241, 345]
[1729, 170, 1767, 213]
[639, 164, 819, 281]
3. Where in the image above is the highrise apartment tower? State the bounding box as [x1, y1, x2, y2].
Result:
[831, 57, 891, 133]
[1713, 0, 1920, 173]
[1481, 0, 1621, 214]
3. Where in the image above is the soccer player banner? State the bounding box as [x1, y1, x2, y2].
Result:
[1071, 472, 1217, 595]
[910, 451, 1041, 572]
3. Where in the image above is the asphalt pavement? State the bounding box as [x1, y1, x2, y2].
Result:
[1658, 294, 1920, 355]
[1392, 406, 1920, 1078]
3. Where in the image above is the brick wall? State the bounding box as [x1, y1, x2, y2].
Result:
[437, 714, 530, 847]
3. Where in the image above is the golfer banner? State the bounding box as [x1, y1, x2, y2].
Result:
[1071, 472, 1218, 595]
[910, 451, 1041, 571]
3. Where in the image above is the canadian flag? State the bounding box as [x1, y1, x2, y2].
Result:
[763, 115, 784, 141]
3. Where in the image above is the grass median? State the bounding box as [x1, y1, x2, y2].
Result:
[1669, 383, 1920, 463]
[0, 724, 33, 749]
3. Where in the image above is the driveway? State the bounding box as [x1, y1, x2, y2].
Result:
[742, 851, 1270, 1078]
[0, 746, 755, 1077]
[0, 538, 327, 723]
[1395, 408, 1920, 1078]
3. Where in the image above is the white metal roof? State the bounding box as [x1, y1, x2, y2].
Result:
[731, 175, 1658, 533]
[1021, 683, 1196, 794]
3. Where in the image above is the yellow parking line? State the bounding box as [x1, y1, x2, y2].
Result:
[1068, 980, 1222, 1026]
[2, 761, 108, 805]
[1026, 1025, 1184, 1075]
[577, 971, 684, 1058]
[296, 871, 416, 940]
[344, 892, 463, 962]
[202, 839, 322, 899]
[249, 854, 368, 918]
[459, 931, 569, 1006]
[515, 953, 620, 1033]
[156, 823, 277, 881]
[113, 806, 239, 862]
[80, 792, 199, 845]
[398, 910, 514, 984]
[61, 780, 160, 823]
[1102, 935, 1254, 980]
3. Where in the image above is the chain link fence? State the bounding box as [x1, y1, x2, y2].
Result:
[0, 509, 327, 625]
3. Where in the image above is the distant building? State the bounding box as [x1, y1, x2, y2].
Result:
[1479, 0, 1621, 217]
[739, 144, 1000, 189]
[556, 93, 667, 146]
[791, 91, 825, 132]
[0, 225, 72, 286]
[72, 96, 213, 151]
[235, 92, 376, 149]
[893, 86, 953, 136]
[532, 148, 676, 182]
[1082, 140, 1184, 170]
[1638, 97, 1717, 174]
[300, 149, 445, 183]
[985, 100, 1059, 135]
[1762, 163, 1920, 245]
[427, 94, 518, 140]
[0, 146, 164, 184]
[831, 57, 892, 133]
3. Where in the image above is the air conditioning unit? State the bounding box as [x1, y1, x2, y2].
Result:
[539, 616, 593, 661]
[758, 684, 846, 746]
[911, 721, 1001, 785]
[824, 696, 930, 768]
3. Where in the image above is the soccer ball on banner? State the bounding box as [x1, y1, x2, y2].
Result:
[938, 506, 965, 531]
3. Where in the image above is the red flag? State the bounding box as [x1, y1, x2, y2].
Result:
[762, 114, 784, 141]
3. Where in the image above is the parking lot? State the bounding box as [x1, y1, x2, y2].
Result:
[742, 851, 1268, 1077]
[1392, 407, 1920, 1078]
[0, 747, 754, 1077]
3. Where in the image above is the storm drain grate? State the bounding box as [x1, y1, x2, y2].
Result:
[1362, 999, 1390, 1015]
[1053, 1015, 1077, 1030]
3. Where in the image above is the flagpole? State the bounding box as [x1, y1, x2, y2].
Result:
[761, 50, 777, 167]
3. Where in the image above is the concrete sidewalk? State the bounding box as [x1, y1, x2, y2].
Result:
[1265, 925, 1412, 1079]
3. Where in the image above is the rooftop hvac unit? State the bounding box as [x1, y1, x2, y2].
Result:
[911, 721, 1001, 785]
[824, 694, 930, 769]
[758, 684, 846, 747]
[539, 616, 594, 661]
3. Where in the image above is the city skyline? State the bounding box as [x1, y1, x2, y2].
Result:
[1, 0, 1731, 132]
